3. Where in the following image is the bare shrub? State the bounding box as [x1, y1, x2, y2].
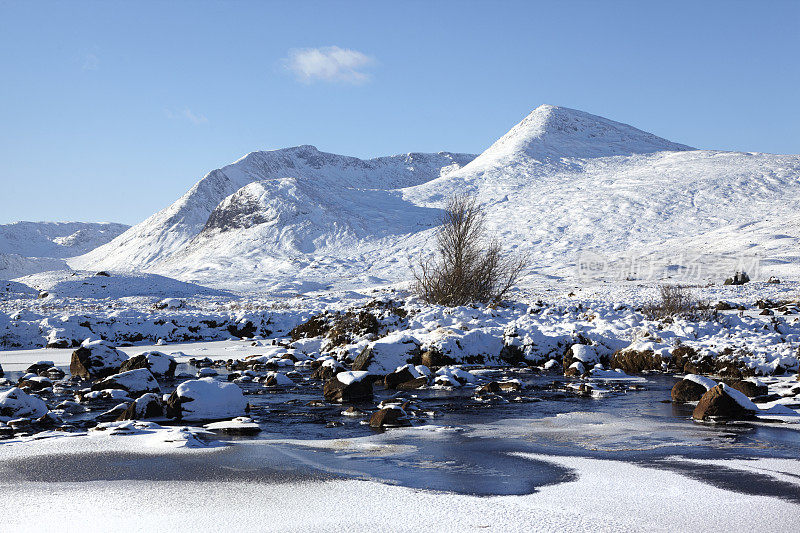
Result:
[643, 284, 709, 321]
[413, 195, 526, 306]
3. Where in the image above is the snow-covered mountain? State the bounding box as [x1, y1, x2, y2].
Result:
[0, 221, 129, 258]
[70, 105, 800, 292]
[72, 149, 474, 274]
[0, 222, 129, 279]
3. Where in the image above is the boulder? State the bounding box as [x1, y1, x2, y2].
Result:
[610, 349, 663, 373]
[723, 272, 750, 285]
[396, 377, 429, 391]
[46, 367, 65, 380]
[728, 379, 768, 398]
[420, 348, 455, 368]
[323, 371, 373, 403]
[564, 361, 586, 377]
[671, 379, 710, 402]
[18, 376, 53, 392]
[119, 351, 177, 378]
[165, 378, 248, 421]
[369, 407, 410, 428]
[353, 334, 420, 374]
[26, 360, 54, 375]
[70, 340, 129, 380]
[0, 388, 48, 420]
[91, 369, 160, 397]
[476, 381, 501, 394]
[311, 359, 344, 381]
[693, 384, 757, 421]
[116, 393, 164, 421]
[384, 366, 417, 390]
[263, 372, 294, 387]
[434, 366, 476, 387]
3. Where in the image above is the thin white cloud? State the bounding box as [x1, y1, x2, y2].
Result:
[82, 53, 99, 71]
[165, 108, 208, 125]
[284, 46, 375, 84]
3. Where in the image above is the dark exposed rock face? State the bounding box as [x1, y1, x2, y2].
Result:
[369, 407, 410, 428]
[164, 390, 188, 420]
[311, 364, 341, 381]
[351, 346, 374, 372]
[119, 351, 177, 379]
[384, 367, 416, 389]
[610, 350, 663, 373]
[26, 362, 54, 375]
[723, 272, 750, 285]
[116, 393, 164, 421]
[477, 381, 502, 394]
[671, 379, 707, 402]
[728, 380, 768, 398]
[418, 348, 455, 369]
[693, 385, 755, 421]
[395, 377, 428, 391]
[227, 321, 257, 338]
[69, 342, 129, 380]
[499, 344, 525, 365]
[323, 378, 373, 403]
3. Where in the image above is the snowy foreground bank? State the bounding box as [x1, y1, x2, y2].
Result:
[2, 285, 800, 531]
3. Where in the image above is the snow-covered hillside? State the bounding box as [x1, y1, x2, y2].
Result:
[0, 222, 129, 280]
[69, 105, 800, 292]
[0, 221, 129, 258]
[72, 149, 474, 274]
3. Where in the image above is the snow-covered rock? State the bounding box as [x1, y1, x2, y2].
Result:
[0, 387, 48, 421]
[70, 340, 129, 380]
[353, 333, 420, 375]
[671, 375, 718, 403]
[117, 393, 164, 420]
[165, 378, 248, 421]
[693, 383, 758, 421]
[92, 368, 161, 397]
[434, 366, 476, 387]
[120, 351, 177, 378]
[323, 371, 373, 402]
[263, 372, 294, 387]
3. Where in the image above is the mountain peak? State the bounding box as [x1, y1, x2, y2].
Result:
[474, 105, 693, 163]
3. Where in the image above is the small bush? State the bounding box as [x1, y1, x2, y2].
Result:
[643, 285, 708, 321]
[413, 195, 526, 306]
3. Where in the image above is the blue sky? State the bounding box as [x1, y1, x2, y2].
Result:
[1, 0, 798, 225]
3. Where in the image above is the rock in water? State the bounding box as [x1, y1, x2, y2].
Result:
[165, 378, 248, 421]
[384, 366, 417, 389]
[119, 351, 177, 378]
[116, 393, 164, 421]
[396, 377, 428, 391]
[353, 334, 420, 375]
[323, 371, 373, 402]
[693, 384, 757, 421]
[0, 387, 49, 419]
[92, 368, 160, 397]
[671, 375, 716, 402]
[728, 380, 768, 398]
[70, 340, 129, 380]
[671, 379, 707, 402]
[369, 407, 410, 428]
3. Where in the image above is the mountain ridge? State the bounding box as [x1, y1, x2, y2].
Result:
[62, 105, 800, 292]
